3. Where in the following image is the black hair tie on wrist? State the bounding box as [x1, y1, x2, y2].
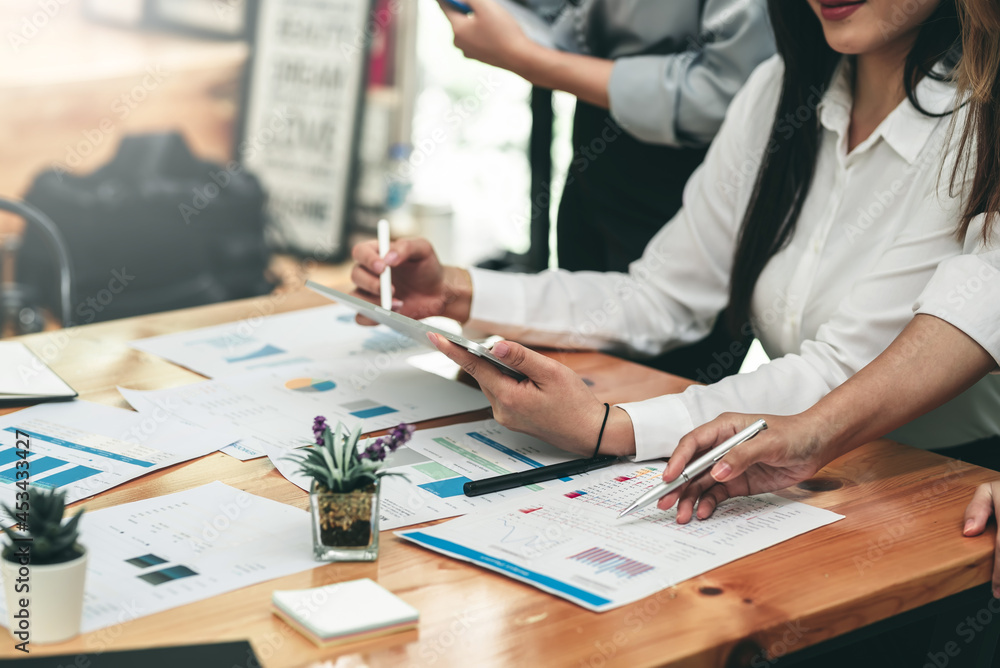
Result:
[592, 402, 611, 459]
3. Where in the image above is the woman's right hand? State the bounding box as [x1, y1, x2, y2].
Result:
[350, 237, 473, 324]
[657, 412, 838, 523]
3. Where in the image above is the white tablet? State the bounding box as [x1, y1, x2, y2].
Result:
[306, 281, 528, 382]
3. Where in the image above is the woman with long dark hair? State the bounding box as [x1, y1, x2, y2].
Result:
[351, 0, 998, 463]
[641, 0, 1000, 594]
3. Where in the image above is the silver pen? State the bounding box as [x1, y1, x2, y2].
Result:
[617, 419, 768, 519]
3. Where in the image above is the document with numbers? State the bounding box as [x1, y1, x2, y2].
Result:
[399, 466, 843, 612]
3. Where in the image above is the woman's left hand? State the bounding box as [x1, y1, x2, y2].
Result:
[963, 481, 1000, 598]
[428, 333, 635, 456]
[439, 0, 539, 73]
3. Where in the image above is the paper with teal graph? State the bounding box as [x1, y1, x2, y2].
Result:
[399, 466, 843, 612]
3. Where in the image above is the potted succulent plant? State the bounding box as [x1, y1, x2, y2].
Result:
[287, 416, 413, 562]
[1, 487, 86, 645]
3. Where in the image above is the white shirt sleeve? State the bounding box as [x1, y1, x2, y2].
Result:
[913, 214, 1000, 367]
[466, 57, 784, 357]
[620, 187, 965, 459]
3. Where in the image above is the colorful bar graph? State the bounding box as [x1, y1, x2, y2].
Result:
[0, 448, 30, 467]
[467, 432, 573, 482]
[34, 465, 102, 489]
[350, 405, 397, 419]
[568, 547, 655, 579]
[418, 476, 472, 499]
[0, 456, 66, 483]
[3, 427, 153, 467]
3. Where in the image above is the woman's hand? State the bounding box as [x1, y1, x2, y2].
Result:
[350, 237, 472, 323]
[439, 0, 540, 73]
[963, 482, 1000, 598]
[657, 413, 840, 523]
[427, 334, 636, 457]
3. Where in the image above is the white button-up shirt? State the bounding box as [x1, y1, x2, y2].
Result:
[914, 214, 1000, 363]
[466, 56, 1000, 459]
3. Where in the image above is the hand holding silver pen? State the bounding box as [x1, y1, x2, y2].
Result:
[618, 419, 768, 519]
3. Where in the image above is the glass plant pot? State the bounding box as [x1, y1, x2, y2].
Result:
[310, 479, 381, 562]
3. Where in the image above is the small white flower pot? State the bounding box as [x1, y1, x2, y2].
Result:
[2, 547, 87, 644]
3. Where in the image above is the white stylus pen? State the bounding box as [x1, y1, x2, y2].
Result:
[617, 419, 768, 519]
[377, 219, 392, 311]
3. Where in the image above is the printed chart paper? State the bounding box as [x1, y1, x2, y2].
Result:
[0, 402, 237, 512]
[120, 359, 489, 461]
[129, 305, 421, 378]
[377, 420, 638, 530]
[400, 466, 843, 612]
[0, 482, 316, 633]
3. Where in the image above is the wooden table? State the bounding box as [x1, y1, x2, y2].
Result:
[0, 289, 996, 667]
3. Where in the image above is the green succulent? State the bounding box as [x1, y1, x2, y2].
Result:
[2, 487, 84, 565]
[286, 417, 412, 494]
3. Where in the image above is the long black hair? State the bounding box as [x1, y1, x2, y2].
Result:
[727, 0, 962, 335]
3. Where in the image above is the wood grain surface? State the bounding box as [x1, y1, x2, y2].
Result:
[0, 286, 994, 667]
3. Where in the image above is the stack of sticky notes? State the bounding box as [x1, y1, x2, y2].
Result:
[271, 579, 419, 647]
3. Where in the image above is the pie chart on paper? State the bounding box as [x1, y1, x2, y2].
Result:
[284, 377, 337, 393]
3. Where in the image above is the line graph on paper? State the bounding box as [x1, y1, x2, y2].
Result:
[483, 510, 575, 560]
[568, 547, 655, 579]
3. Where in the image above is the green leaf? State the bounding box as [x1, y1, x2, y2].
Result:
[331, 423, 343, 470]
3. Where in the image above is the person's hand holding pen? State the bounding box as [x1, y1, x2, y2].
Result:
[656, 413, 838, 524]
[350, 237, 473, 323]
[350, 236, 636, 457]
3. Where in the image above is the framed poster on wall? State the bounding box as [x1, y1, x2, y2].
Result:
[239, 0, 374, 258]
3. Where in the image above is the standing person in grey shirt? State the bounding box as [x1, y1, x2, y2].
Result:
[438, 0, 774, 380]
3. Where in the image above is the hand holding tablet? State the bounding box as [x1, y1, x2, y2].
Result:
[306, 281, 527, 382]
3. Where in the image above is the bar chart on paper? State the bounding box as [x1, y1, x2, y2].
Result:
[0, 403, 235, 514]
[129, 305, 423, 378]
[400, 465, 844, 611]
[0, 483, 318, 634]
[377, 420, 641, 530]
[121, 359, 489, 461]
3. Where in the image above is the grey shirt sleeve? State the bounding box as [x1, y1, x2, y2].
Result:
[607, 0, 775, 147]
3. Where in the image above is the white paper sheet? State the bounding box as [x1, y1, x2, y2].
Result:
[129, 305, 421, 378]
[0, 342, 76, 399]
[399, 465, 843, 612]
[376, 420, 638, 530]
[0, 402, 238, 512]
[0, 482, 317, 633]
[120, 359, 489, 461]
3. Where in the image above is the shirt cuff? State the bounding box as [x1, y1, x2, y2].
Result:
[617, 394, 694, 461]
[466, 267, 528, 333]
[608, 57, 681, 147]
